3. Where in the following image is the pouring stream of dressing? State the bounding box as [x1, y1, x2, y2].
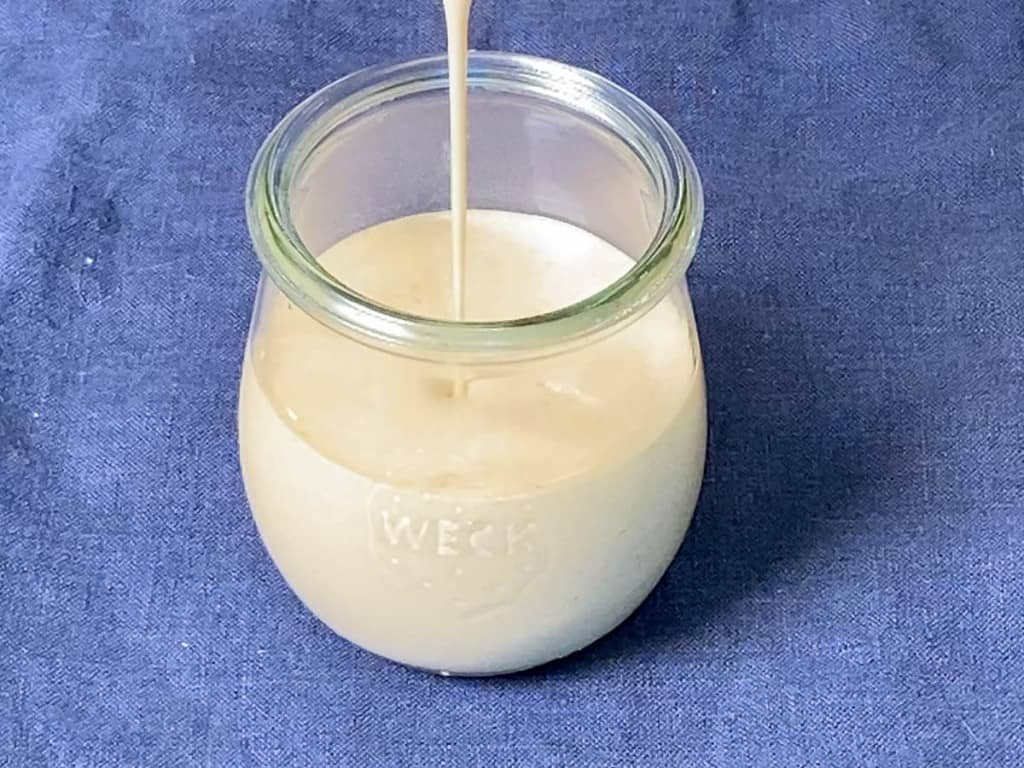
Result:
[443, 0, 472, 396]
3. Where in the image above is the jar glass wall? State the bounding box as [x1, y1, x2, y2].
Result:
[241, 52, 705, 675]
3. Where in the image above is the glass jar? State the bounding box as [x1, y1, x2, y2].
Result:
[241, 52, 705, 676]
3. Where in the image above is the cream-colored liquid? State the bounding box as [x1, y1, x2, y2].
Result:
[443, 0, 471, 328]
[239, 210, 706, 674]
[444, 0, 472, 396]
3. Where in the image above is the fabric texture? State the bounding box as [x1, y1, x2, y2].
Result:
[2, 1, 1022, 765]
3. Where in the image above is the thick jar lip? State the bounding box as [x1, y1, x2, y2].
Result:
[246, 51, 703, 363]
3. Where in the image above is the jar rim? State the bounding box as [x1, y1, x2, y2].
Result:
[245, 51, 703, 363]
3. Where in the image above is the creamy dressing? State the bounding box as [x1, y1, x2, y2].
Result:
[239, 211, 706, 674]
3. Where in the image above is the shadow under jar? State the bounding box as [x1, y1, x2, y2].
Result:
[241, 52, 705, 676]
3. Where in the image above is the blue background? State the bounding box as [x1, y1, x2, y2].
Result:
[2, 1, 1022, 765]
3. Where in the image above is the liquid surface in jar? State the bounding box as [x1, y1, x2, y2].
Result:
[245, 209, 696, 494]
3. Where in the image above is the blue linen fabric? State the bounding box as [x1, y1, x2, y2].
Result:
[2, 0, 1023, 765]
